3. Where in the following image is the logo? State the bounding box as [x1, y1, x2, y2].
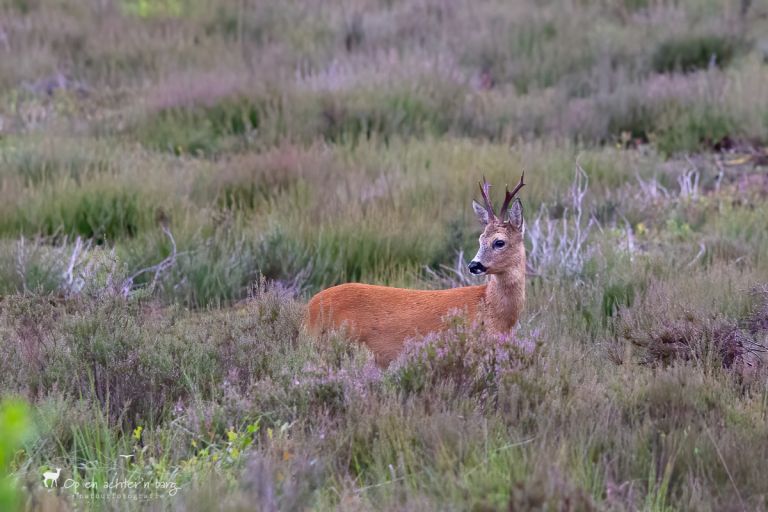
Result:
[43, 468, 62, 488]
[39, 464, 181, 499]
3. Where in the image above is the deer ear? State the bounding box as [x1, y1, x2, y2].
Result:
[472, 200, 491, 225]
[507, 198, 523, 231]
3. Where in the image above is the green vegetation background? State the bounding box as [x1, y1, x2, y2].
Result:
[1, 0, 768, 510]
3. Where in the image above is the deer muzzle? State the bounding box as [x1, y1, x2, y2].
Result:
[468, 260, 487, 275]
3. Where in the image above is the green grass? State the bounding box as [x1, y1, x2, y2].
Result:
[652, 34, 741, 74]
[1, 0, 768, 510]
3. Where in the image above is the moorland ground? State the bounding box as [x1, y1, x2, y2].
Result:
[1, 0, 768, 510]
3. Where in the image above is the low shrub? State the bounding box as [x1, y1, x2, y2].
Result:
[652, 34, 740, 74]
[0, 282, 306, 426]
[389, 313, 540, 400]
[318, 87, 456, 143]
[747, 285, 768, 334]
[655, 108, 737, 155]
[616, 282, 767, 380]
[136, 96, 267, 155]
[12, 188, 151, 243]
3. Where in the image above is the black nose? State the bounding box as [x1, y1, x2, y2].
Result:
[468, 261, 487, 275]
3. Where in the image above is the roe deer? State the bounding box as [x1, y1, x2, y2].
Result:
[306, 174, 526, 367]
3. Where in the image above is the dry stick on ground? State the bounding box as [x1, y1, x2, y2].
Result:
[741, 337, 768, 360]
[120, 225, 177, 298]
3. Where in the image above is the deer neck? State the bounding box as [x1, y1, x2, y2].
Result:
[482, 259, 525, 332]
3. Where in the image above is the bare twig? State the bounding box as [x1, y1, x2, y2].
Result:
[527, 163, 596, 276]
[120, 225, 177, 298]
[686, 242, 706, 268]
[679, 159, 700, 200]
[62, 236, 96, 293]
[636, 174, 670, 201]
[620, 215, 636, 259]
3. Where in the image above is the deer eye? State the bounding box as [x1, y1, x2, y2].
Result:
[492, 239, 505, 249]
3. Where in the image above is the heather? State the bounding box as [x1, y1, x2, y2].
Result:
[1, 0, 768, 510]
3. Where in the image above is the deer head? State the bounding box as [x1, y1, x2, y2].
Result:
[469, 173, 525, 275]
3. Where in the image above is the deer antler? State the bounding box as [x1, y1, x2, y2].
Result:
[478, 176, 497, 219]
[499, 171, 525, 216]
